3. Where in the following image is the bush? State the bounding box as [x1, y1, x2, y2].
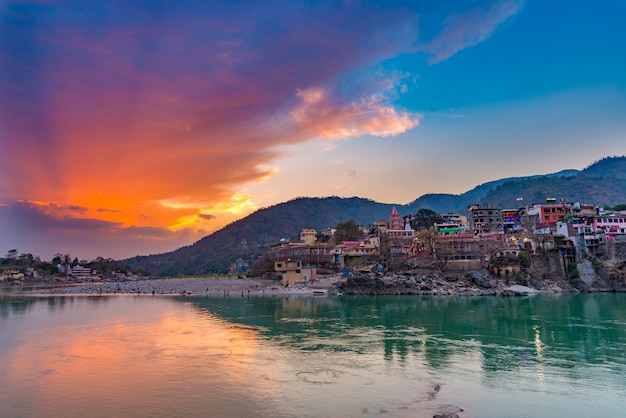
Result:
[518, 253, 531, 268]
[568, 262, 580, 278]
[515, 271, 529, 284]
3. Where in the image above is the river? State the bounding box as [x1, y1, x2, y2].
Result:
[1, 293, 625, 417]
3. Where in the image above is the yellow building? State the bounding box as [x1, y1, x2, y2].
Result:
[300, 228, 317, 245]
[274, 260, 316, 286]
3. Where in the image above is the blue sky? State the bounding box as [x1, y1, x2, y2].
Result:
[1, 0, 625, 260]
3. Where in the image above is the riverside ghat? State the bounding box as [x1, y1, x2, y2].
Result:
[25, 265, 605, 298]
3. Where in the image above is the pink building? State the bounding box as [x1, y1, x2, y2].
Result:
[590, 215, 626, 240]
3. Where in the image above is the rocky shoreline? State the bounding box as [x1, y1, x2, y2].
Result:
[2, 276, 344, 297]
[333, 266, 626, 296]
[4, 264, 624, 298]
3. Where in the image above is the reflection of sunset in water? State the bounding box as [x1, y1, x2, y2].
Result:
[2, 294, 625, 418]
[0, 297, 276, 418]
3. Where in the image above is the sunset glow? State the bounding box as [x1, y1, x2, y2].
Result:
[1, 1, 625, 260]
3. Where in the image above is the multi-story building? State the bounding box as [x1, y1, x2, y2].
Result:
[274, 260, 316, 286]
[440, 212, 467, 228]
[572, 202, 598, 217]
[539, 203, 570, 224]
[269, 242, 336, 267]
[502, 209, 522, 233]
[340, 237, 380, 256]
[300, 228, 317, 245]
[553, 204, 624, 258]
[432, 231, 505, 271]
[71, 265, 92, 279]
[590, 215, 626, 236]
[386, 207, 417, 255]
[467, 204, 503, 233]
[433, 223, 460, 235]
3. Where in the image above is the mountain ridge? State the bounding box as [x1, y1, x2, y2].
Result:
[124, 156, 625, 275]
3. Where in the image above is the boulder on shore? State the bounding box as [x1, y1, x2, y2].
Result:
[503, 285, 540, 296]
[469, 269, 497, 288]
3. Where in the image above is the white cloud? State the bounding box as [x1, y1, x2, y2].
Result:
[423, 0, 524, 64]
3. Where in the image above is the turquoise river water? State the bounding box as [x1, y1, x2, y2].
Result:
[1, 293, 625, 417]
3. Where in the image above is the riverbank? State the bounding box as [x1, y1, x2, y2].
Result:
[18, 275, 346, 297]
[335, 267, 617, 296]
[3, 264, 621, 298]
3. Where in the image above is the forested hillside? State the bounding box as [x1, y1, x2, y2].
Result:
[124, 156, 626, 275]
[479, 156, 626, 208]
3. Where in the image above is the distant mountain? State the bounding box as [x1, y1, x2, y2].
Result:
[124, 157, 625, 275]
[405, 168, 579, 213]
[479, 157, 626, 208]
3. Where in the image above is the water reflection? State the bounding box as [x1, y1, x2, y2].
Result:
[0, 296, 286, 418]
[182, 294, 626, 416]
[1, 294, 625, 418]
[186, 294, 626, 371]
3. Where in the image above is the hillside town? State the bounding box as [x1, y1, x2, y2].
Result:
[0, 253, 144, 284]
[3, 197, 626, 295]
[262, 198, 626, 289]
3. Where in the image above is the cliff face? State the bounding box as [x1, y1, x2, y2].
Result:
[336, 243, 626, 296]
[335, 267, 572, 296]
[595, 242, 626, 292]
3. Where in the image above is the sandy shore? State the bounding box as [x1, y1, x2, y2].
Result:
[40, 275, 346, 297]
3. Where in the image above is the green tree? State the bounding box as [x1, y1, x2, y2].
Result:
[315, 232, 331, 243]
[411, 209, 443, 230]
[334, 219, 364, 244]
[18, 253, 34, 268]
[518, 252, 531, 268]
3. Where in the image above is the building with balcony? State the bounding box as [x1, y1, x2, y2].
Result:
[467, 204, 503, 233]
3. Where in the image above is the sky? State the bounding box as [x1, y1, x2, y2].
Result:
[1, 0, 626, 261]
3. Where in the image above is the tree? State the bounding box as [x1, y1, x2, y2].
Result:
[334, 219, 364, 244]
[415, 229, 433, 253]
[432, 238, 453, 272]
[18, 253, 34, 268]
[315, 232, 331, 243]
[250, 253, 274, 277]
[411, 209, 443, 230]
[518, 252, 531, 268]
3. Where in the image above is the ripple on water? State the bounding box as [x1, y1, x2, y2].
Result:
[296, 368, 343, 384]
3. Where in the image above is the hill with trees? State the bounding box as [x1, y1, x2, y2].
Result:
[124, 156, 626, 276]
[478, 156, 626, 209]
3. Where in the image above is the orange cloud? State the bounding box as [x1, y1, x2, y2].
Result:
[291, 88, 420, 139]
[0, 2, 516, 259]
